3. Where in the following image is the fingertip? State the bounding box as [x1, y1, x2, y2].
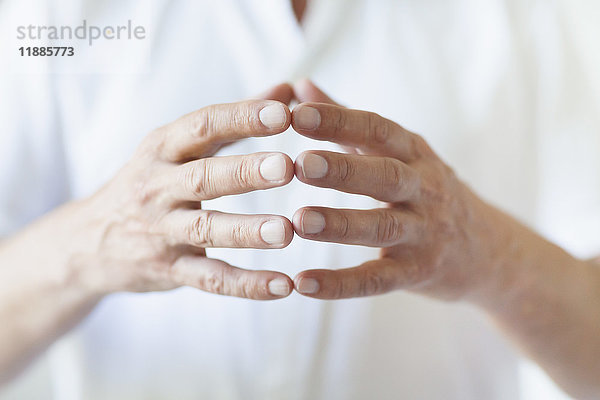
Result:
[259, 217, 294, 249]
[292, 208, 326, 237]
[267, 274, 294, 298]
[293, 272, 321, 296]
[282, 102, 293, 130]
[259, 101, 291, 132]
[281, 153, 295, 184]
[294, 151, 328, 181]
[292, 208, 304, 234]
[259, 152, 295, 185]
[292, 103, 321, 132]
[282, 217, 295, 248]
[294, 152, 307, 180]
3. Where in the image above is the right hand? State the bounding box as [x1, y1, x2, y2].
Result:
[71, 85, 296, 299]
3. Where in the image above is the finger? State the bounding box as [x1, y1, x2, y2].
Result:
[293, 79, 340, 105]
[294, 258, 408, 299]
[165, 152, 293, 202]
[292, 207, 420, 247]
[295, 151, 420, 203]
[256, 82, 295, 104]
[214, 83, 294, 154]
[153, 100, 291, 162]
[170, 256, 293, 299]
[292, 102, 427, 161]
[161, 210, 293, 249]
[292, 80, 360, 154]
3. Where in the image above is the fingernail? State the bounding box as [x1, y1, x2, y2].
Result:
[302, 211, 325, 234]
[301, 154, 328, 179]
[294, 106, 321, 130]
[296, 277, 319, 294]
[259, 104, 287, 129]
[260, 154, 287, 181]
[268, 278, 291, 296]
[260, 220, 286, 245]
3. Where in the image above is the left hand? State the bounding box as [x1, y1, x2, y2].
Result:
[290, 81, 505, 300]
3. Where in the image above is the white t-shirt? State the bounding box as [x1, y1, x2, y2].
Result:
[1, 0, 599, 399]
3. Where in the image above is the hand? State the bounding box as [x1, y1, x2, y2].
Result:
[290, 81, 503, 300]
[289, 81, 600, 399]
[73, 84, 296, 299]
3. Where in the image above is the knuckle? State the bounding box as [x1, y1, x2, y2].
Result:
[332, 276, 346, 299]
[337, 212, 351, 240]
[336, 156, 355, 182]
[132, 178, 157, 206]
[202, 268, 225, 294]
[183, 162, 210, 198]
[230, 273, 248, 298]
[367, 112, 390, 144]
[140, 128, 165, 156]
[229, 221, 252, 247]
[382, 158, 404, 198]
[233, 105, 259, 130]
[189, 108, 212, 139]
[376, 213, 403, 245]
[412, 134, 431, 157]
[189, 212, 214, 246]
[404, 261, 426, 288]
[408, 170, 422, 199]
[240, 275, 265, 299]
[238, 277, 251, 298]
[360, 271, 385, 296]
[234, 158, 256, 188]
[145, 127, 162, 144]
[332, 109, 347, 138]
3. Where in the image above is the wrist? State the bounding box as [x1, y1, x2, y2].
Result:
[463, 202, 583, 316]
[30, 198, 110, 301]
[60, 197, 115, 298]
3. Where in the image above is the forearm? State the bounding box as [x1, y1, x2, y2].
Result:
[470, 203, 600, 399]
[285, 82, 600, 396]
[0, 201, 102, 384]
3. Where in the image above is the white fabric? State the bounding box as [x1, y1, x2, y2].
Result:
[1, 0, 599, 399]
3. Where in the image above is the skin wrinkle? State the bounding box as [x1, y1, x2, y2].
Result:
[381, 157, 401, 201]
[337, 211, 351, 240]
[230, 220, 249, 248]
[234, 156, 254, 190]
[190, 107, 211, 140]
[289, 81, 600, 397]
[379, 211, 404, 246]
[190, 212, 212, 247]
[336, 154, 353, 183]
[183, 161, 205, 199]
[368, 112, 389, 145]
[332, 107, 347, 140]
[1, 75, 599, 398]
